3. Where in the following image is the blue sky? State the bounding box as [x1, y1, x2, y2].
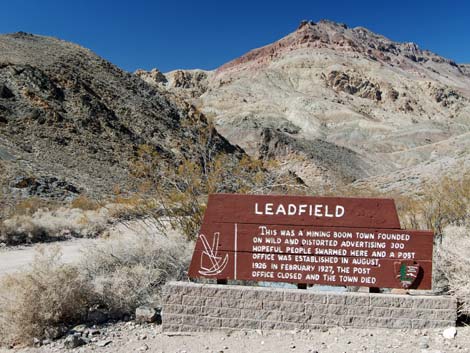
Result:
[1, 0, 469, 72]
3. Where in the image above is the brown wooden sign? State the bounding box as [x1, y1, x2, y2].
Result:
[188, 194, 434, 289]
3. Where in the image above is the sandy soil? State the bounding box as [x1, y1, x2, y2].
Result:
[0, 321, 467, 353]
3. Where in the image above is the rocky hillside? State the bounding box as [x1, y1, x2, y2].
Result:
[0, 32, 241, 208]
[138, 20, 470, 192]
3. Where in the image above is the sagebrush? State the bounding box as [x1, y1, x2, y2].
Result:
[82, 225, 192, 316]
[0, 247, 94, 345]
[438, 225, 470, 316]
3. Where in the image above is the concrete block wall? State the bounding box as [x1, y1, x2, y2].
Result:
[161, 282, 457, 332]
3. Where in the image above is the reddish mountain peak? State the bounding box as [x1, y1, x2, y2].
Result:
[215, 20, 358, 75]
[215, 20, 454, 76]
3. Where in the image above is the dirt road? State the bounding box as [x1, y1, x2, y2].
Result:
[0, 238, 95, 276]
[0, 219, 168, 276]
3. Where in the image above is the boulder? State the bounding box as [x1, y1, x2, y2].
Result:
[64, 335, 86, 349]
[443, 326, 457, 339]
[0, 84, 14, 99]
[135, 306, 161, 324]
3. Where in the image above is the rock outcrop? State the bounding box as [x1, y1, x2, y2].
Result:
[0, 32, 241, 206]
[135, 69, 211, 99]
[325, 70, 382, 101]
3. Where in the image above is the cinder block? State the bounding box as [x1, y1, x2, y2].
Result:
[305, 315, 326, 325]
[204, 307, 241, 318]
[205, 297, 223, 307]
[180, 315, 221, 329]
[411, 296, 457, 310]
[182, 296, 206, 307]
[304, 303, 328, 315]
[213, 286, 244, 299]
[261, 321, 302, 331]
[224, 299, 243, 309]
[341, 305, 370, 316]
[324, 315, 342, 326]
[279, 302, 305, 312]
[162, 293, 183, 305]
[242, 300, 263, 310]
[238, 287, 283, 301]
[337, 315, 363, 327]
[161, 313, 183, 325]
[369, 294, 414, 308]
[241, 309, 281, 321]
[220, 317, 261, 330]
[388, 318, 413, 329]
[327, 293, 346, 305]
[180, 325, 206, 332]
[167, 282, 201, 295]
[161, 324, 183, 332]
[391, 307, 455, 321]
[327, 304, 347, 316]
[369, 307, 396, 318]
[282, 311, 311, 323]
[284, 290, 327, 304]
[327, 304, 370, 317]
[199, 286, 221, 297]
[368, 316, 412, 329]
[412, 319, 454, 329]
[344, 293, 370, 306]
[163, 304, 186, 315]
[262, 300, 283, 311]
[185, 305, 203, 315]
[303, 323, 329, 330]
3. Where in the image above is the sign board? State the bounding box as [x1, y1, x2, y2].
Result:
[188, 194, 434, 289]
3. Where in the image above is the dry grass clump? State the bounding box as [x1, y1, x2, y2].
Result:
[437, 225, 470, 316]
[7, 197, 59, 217]
[81, 228, 192, 317]
[0, 225, 191, 346]
[0, 247, 94, 346]
[1, 206, 111, 245]
[70, 195, 101, 211]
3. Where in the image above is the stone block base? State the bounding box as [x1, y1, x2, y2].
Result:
[161, 282, 457, 332]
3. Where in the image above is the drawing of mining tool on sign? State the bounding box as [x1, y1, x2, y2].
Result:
[198, 232, 229, 276]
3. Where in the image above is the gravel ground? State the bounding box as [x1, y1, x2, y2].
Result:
[1, 321, 468, 353]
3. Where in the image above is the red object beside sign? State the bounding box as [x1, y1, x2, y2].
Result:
[188, 194, 434, 289]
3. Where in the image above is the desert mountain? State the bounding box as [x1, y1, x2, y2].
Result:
[0, 32, 240, 206]
[137, 20, 470, 192]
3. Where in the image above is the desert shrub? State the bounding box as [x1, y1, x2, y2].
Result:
[70, 195, 101, 211]
[81, 228, 192, 317]
[396, 175, 470, 234]
[7, 197, 58, 217]
[437, 225, 470, 315]
[130, 142, 303, 240]
[327, 175, 470, 235]
[1, 207, 111, 245]
[419, 176, 469, 235]
[0, 247, 94, 345]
